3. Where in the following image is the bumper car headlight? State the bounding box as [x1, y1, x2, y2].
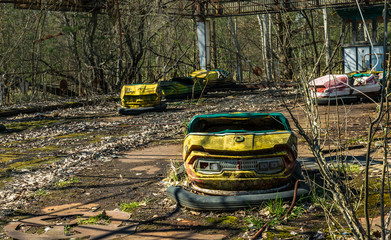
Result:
[196, 160, 221, 173]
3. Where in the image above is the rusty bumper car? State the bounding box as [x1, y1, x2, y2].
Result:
[118, 83, 166, 115]
[309, 72, 381, 105]
[160, 77, 203, 100]
[167, 112, 308, 210]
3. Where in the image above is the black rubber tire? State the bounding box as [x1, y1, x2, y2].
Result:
[118, 103, 167, 115]
[292, 162, 305, 180]
[166, 183, 309, 211]
[316, 96, 358, 105]
[0, 124, 6, 132]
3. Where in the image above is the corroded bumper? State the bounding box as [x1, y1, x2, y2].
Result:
[167, 182, 309, 210]
[118, 103, 166, 115]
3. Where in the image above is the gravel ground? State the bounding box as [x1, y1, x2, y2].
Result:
[1, 88, 382, 239]
[0, 89, 289, 218]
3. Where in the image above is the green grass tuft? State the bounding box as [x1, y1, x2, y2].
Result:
[120, 202, 142, 212]
[55, 177, 80, 188]
[78, 211, 111, 225]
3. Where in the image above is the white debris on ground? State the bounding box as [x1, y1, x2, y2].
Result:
[0, 90, 287, 217]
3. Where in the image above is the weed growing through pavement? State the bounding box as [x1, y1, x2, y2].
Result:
[346, 136, 365, 145]
[265, 196, 285, 226]
[143, 197, 151, 205]
[64, 224, 73, 235]
[34, 189, 48, 196]
[335, 163, 362, 174]
[78, 211, 111, 225]
[288, 205, 305, 219]
[261, 195, 307, 227]
[55, 177, 80, 188]
[120, 201, 142, 213]
[245, 216, 265, 230]
[167, 159, 187, 185]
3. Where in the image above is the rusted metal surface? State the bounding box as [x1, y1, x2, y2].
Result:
[0, 0, 386, 15]
[161, 0, 387, 18]
[0, 0, 109, 12]
[183, 113, 298, 193]
[191, 182, 291, 196]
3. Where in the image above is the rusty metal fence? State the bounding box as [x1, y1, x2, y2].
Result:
[163, 0, 386, 17]
[0, 0, 386, 16]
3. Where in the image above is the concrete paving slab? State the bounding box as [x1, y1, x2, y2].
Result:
[119, 144, 182, 163]
[121, 230, 225, 240]
[4, 205, 132, 240]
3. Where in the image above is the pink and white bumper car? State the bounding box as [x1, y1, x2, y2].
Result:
[309, 73, 381, 104]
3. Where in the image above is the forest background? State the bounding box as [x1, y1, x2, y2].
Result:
[0, 0, 367, 104]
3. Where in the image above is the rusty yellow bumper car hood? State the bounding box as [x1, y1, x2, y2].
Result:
[118, 83, 166, 115]
[183, 113, 298, 193]
[167, 112, 308, 210]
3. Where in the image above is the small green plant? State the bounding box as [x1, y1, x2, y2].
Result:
[167, 160, 187, 184]
[264, 196, 285, 226]
[55, 177, 80, 188]
[34, 189, 48, 196]
[245, 216, 264, 230]
[78, 211, 111, 225]
[120, 201, 142, 213]
[346, 137, 365, 145]
[288, 205, 305, 219]
[64, 224, 73, 235]
[310, 185, 334, 210]
[344, 164, 362, 174]
[266, 197, 285, 218]
[332, 163, 362, 175]
[143, 197, 151, 205]
[205, 216, 239, 227]
[217, 216, 239, 226]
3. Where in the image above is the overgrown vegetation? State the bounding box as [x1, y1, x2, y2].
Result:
[167, 159, 187, 184]
[120, 201, 146, 213]
[54, 177, 80, 188]
[33, 189, 48, 196]
[77, 211, 111, 225]
[281, 12, 391, 238]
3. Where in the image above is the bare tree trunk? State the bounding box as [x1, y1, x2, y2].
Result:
[228, 16, 242, 83]
[301, 11, 320, 76]
[0, 76, 2, 106]
[84, 11, 108, 94]
[257, 14, 273, 85]
[381, 77, 389, 240]
[63, 13, 86, 94]
[257, 14, 265, 76]
[323, 8, 331, 68]
[32, 12, 44, 96]
[212, 18, 218, 69]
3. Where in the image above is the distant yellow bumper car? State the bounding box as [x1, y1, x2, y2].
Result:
[190, 69, 233, 87]
[118, 83, 166, 115]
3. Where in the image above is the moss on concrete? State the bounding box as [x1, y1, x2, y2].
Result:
[4, 119, 58, 131]
[1, 156, 58, 173]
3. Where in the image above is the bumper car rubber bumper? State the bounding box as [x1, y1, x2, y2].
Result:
[118, 103, 167, 115]
[316, 96, 358, 105]
[166, 182, 309, 211]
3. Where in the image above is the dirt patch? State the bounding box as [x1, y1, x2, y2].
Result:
[122, 230, 226, 240]
[122, 144, 181, 175]
[4, 144, 232, 239]
[4, 207, 133, 240]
